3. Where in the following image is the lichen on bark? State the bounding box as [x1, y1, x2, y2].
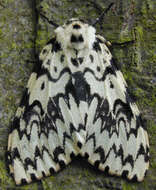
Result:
[0, 0, 156, 189]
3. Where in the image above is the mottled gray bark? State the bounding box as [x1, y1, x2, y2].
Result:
[0, 0, 156, 189]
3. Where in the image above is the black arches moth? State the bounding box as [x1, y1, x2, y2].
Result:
[6, 18, 149, 185]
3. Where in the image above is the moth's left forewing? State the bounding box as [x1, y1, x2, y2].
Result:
[81, 35, 149, 182]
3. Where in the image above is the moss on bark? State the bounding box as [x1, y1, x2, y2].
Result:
[0, 0, 156, 189]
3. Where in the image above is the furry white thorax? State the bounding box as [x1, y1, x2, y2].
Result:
[54, 18, 96, 50]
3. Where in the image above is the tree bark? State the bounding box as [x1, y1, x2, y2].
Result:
[0, 0, 156, 189]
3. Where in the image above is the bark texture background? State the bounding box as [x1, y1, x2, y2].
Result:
[0, 0, 156, 189]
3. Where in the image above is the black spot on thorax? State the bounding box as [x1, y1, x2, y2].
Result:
[71, 34, 84, 43]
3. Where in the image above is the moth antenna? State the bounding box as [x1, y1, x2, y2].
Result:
[40, 13, 59, 27]
[92, 2, 114, 26]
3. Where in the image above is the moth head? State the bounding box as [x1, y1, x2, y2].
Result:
[54, 18, 96, 50]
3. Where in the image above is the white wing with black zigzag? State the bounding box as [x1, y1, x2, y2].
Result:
[6, 38, 86, 185]
[80, 38, 149, 181]
[6, 18, 149, 185]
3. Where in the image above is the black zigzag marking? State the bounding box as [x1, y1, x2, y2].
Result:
[83, 66, 116, 82]
[69, 123, 85, 134]
[11, 101, 43, 140]
[9, 145, 61, 174]
[87, 140, 148, 170]
[92, 95, 146, 139]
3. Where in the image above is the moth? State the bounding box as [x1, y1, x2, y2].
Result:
[6, 17, 149, 185]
